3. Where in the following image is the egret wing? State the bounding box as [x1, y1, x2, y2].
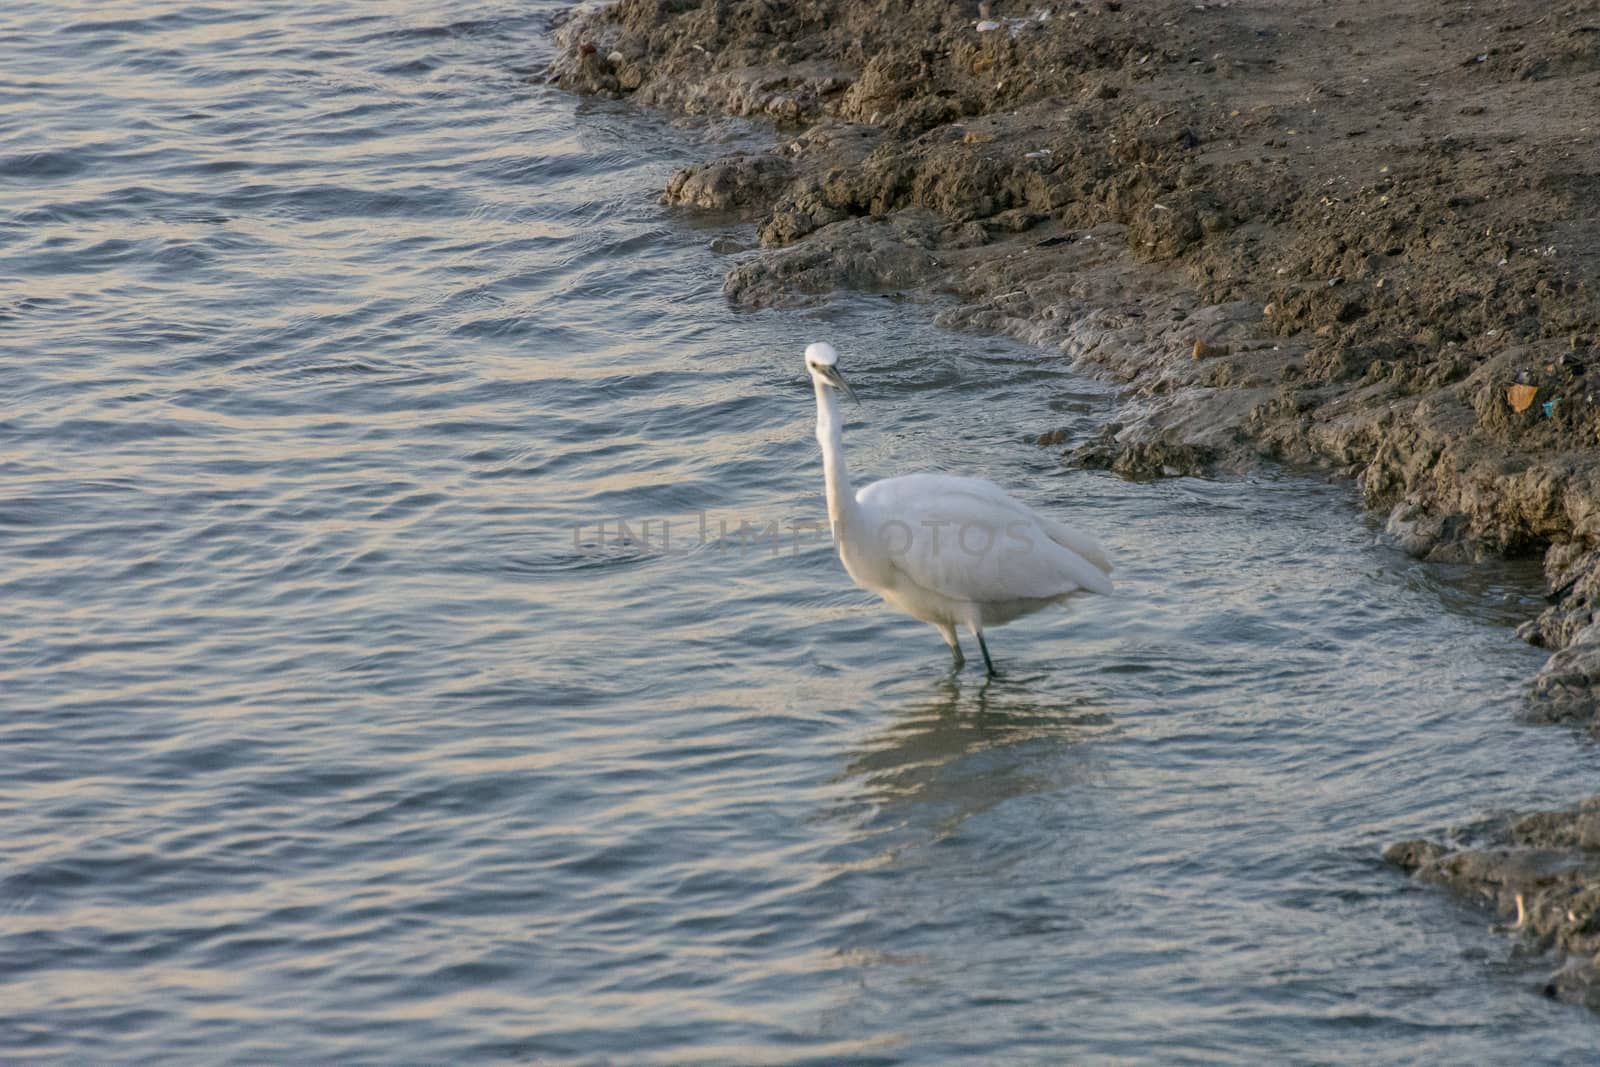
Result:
[855, 474, 1113, 604]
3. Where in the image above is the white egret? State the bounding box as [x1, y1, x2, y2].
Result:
[805, 341, 1113, 675]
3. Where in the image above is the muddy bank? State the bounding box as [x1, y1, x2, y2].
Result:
[548, 0, 1600, 996]
[1387, 798, 1600, 1008]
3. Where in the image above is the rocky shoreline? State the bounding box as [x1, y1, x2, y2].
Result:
[548, 0, 1600, 1001]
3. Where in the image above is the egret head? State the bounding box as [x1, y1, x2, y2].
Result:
[804, 341, 858, 405]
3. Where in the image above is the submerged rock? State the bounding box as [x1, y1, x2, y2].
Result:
[1525, 621, 1600, 732]
[1386, 798, 1600, 1008]
[723, 211, 942, 307]
[1520, 546, 1600, 650]
[662, 153, 795, 212]
[1384, 496, 1473, 562]
[1066, 428, 1214, 480]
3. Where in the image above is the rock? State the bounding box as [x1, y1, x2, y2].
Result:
[840, 51, 927, 125]
[1382, 839, 1446, 868]
[1066, 425, 1216, 479]
[1520, 548, 1600, 649]
[723, 211, 943, 308]
[1384, 496, 1473, 561]
[985, 208, 1042, 233]
[1525, 621, 1600, 731]
[662, 153, 796, 212]
[1386, 797, 1600, 1007]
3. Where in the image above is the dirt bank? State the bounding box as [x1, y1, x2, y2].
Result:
[1387, 797, 1600, 1008]
[548, 0, 1600, 997]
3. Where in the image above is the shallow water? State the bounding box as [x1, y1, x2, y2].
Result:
[3, 1, 1598, 1062]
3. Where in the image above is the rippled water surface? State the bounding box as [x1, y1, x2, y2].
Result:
[4, 1, 1600, 1062]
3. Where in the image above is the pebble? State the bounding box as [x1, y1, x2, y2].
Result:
[976, 19, 1002, 32]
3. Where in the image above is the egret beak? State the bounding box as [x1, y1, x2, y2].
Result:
[823, 366, 860, 407]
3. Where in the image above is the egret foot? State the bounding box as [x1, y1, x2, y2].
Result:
[976, 630, 998, 677]
[938, 624, 964, 670]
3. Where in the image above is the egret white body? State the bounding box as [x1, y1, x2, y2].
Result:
[805, 341, 1113, 675]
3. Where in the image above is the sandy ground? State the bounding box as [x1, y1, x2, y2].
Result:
[549, 0, 1600, 1003]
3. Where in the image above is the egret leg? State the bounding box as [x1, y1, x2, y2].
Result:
[975, 629, 998, 677]
[937, 623, 964, 670]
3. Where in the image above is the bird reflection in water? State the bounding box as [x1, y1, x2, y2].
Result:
[834, 675, 1115, 843]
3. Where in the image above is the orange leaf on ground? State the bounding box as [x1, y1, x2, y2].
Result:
[1507, 384, 1538, 413]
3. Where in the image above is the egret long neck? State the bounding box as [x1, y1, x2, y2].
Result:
[814, 382, 858, 533]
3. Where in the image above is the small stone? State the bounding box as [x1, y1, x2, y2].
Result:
[1262, 302, 1275, 317]
[976, 19, 1002, 32]
[1383, 839, 1446, 869]
[1315, 324, 1333, 337]
[607, 51, 625, 65]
